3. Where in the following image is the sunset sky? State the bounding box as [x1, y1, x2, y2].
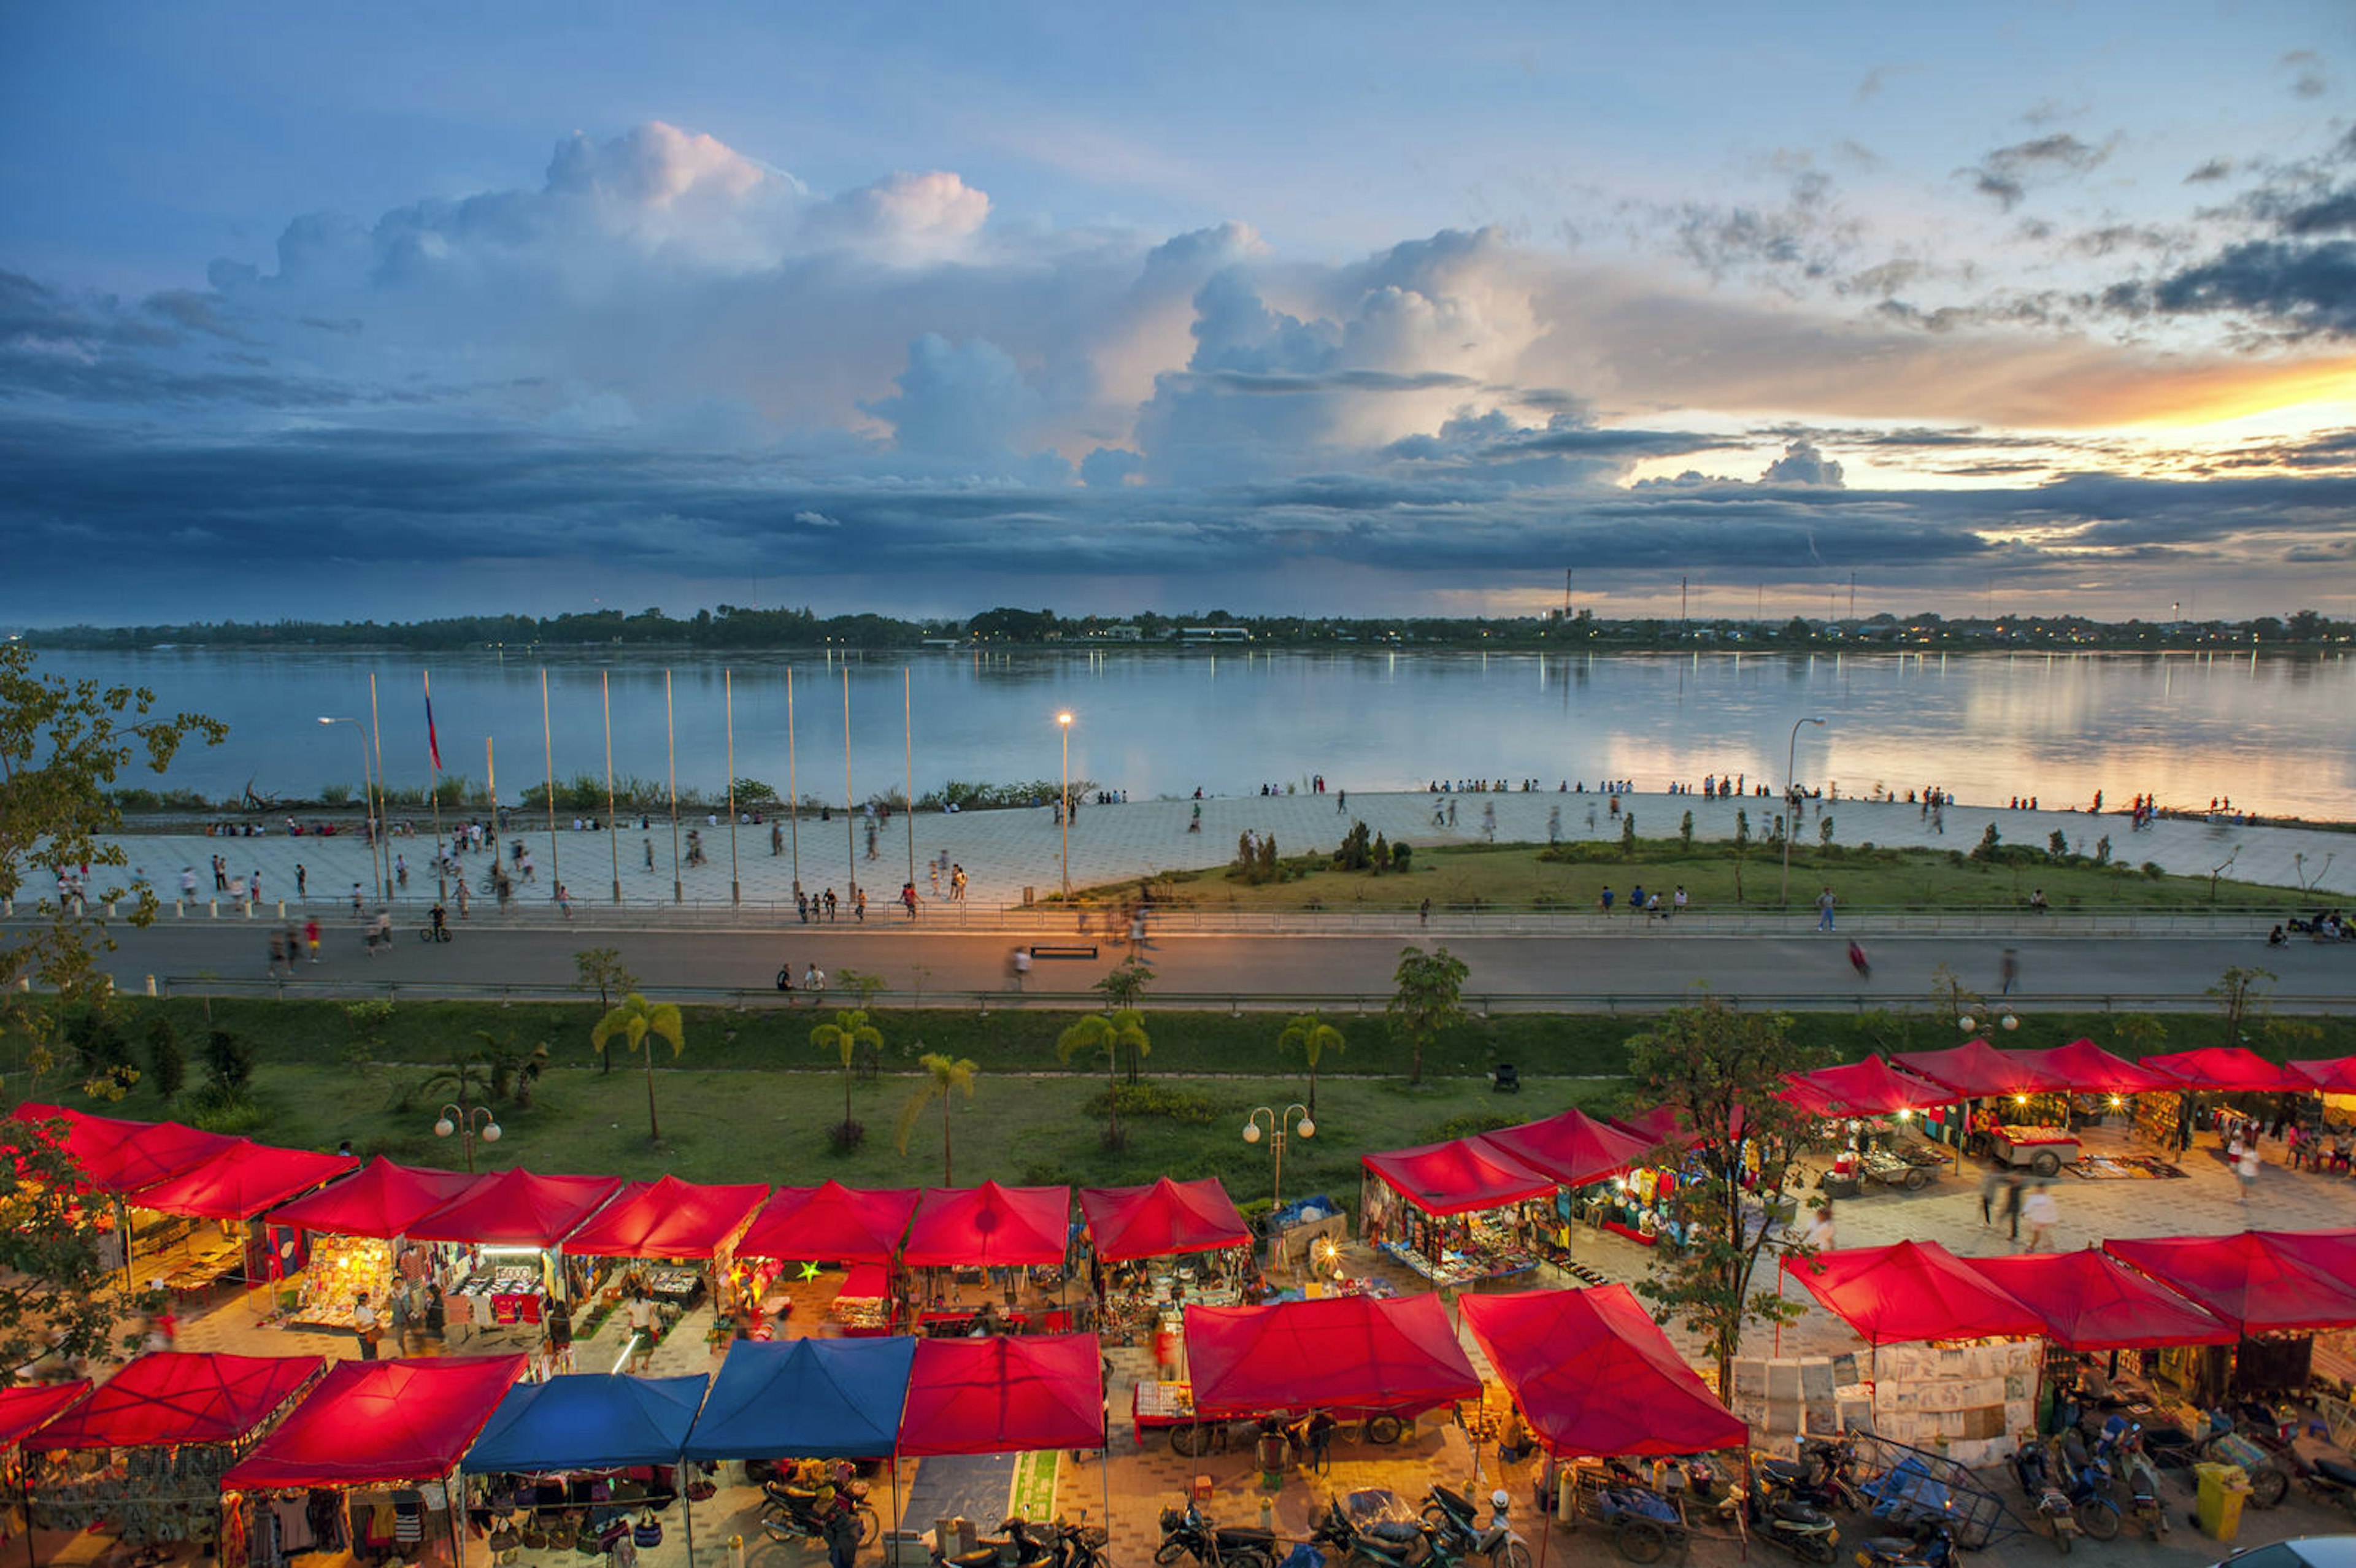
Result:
[2, 1, 2351, 624]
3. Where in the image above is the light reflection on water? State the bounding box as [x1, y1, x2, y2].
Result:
[41, 647, 2356, 821]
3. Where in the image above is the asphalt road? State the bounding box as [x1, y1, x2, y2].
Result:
[76, 918, 2356, 1008]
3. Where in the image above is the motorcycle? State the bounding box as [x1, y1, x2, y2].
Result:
[2092, 1421, 2168, 1539]
[1758, 1439, 1865, 1513]
[1049, 1512, 1114, 1568]
[1157, 1499, 1277, 1568]
[2012, 1437, 2110, 1552]
[933, 1518, 1058, 1568]
[1854, 1519, 1958, 1568]
[1313, 1491, 1455, 1568]
[2296, 1453, 2356, 1522]
[1420, 1486, 1532, 1568]
[1746, 1477, 1840, 1564]
[760, 1474, 880, 1549]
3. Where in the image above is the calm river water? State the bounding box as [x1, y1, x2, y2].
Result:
[37, 647, 2356, 821]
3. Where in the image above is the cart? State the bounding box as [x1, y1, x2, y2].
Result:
[1990, 1126, 2081, 1178]
[1134, 1379, 1420, 1458]
[1859, 1150, 1939, 1193]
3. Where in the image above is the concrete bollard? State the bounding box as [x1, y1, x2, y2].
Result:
[209, 899, 219, 918]
[276, 900, 287, 918]
[243, 899, 255, 919]
[175, 899, 185, 918]
[145, 975, 157, 997]
[105, 901, 117, 918]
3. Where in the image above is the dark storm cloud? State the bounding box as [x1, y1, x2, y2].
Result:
[2109, 239, 2356, 339]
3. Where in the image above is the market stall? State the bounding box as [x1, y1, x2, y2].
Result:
[564, 1175, 768, 1344]
[1895, 1039, 2084, 1158]
[1359, 1137, 1552, 1287]
[1784, 1058, 1958, 1194]
[1963, 1250, 2239, 1433]
[737, 1182, 922, 1334]
[404, 1169, 625, 1336]
[2106, 1231, 2356, 1402]
[1460, 1285, 1748, 1457]
[1171, 1294, 1480, 1450]
[0, 1384, 91, 1566]
[266, 1158, 491, 1333]
[684, 1336, 916, 1460]
[900, 1182, 1072, 1333]
[462, 1371, 709, 1558]
[1991, 1039, 2180, 1153]
[220, 1354, 528, 1567]
[1077, 1178, 1252, 1342]
[7, 1105, 246, 1281]
[898, 1333, 1106, 1455]
[23, 1353, 322, 1558]
[124, 1140, 358, 1300]
[1480, 1107, 1657, 1261]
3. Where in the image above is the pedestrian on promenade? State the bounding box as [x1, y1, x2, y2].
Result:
[2237, 1142, 2261, 1202]
[304, 917, 321, 963]
[2000, 1170, 2025, 1242]
[296, 863, 307, 900]
[1979, 1163, 2004, 1226]
[1419, 898, 1431, 928]
[797, 890, 809, 923]
[902, 882, 918, 920]
[1010, 948, 1031, 990]
[2000, 948, 2020, 996]
[1816, 886, 1837, 931]
[2022, 1183, 2058, 1251]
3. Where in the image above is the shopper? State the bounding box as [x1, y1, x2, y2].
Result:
[2236, 1142, 2262, 1202]
[353, 1294, 383, 1361]
[2022, 1183, 2058, 1252]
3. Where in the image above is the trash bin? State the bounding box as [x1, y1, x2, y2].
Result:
[1255, 1431, 1287, 1483]
[2195, 1462, 2251, 1542]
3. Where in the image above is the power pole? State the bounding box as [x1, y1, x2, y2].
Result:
[1680, 575, 1688, 625]
[1849, 571, 1856, 620]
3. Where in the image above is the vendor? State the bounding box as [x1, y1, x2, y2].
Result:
[1968, 1104, 2000, 1157]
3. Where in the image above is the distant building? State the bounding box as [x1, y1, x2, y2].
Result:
[1178, 626, 1251, 642]
[1094, 624, 1143, 642]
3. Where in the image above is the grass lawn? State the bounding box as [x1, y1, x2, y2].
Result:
[1112, 835, 2311, 913]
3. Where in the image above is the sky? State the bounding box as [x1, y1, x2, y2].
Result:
[1, 0, 2352, 626]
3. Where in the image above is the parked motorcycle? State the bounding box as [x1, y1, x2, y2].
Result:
[1758, 1439, 1865, 1513]
[1854, 1519, 1959, 1568]
[1313, 1491, 1457, 1568]
[1157, 1499, 1277, 1568]
[760, 1474, 880, 1549]
[1746, 1477, 1840, 1563]
[1420, 1486, 1532, 1568]
[1049, 1512, 1114, 1568]
[2092, 1421, 2168, 1539]
[2012, 1437, 2112, 1551]
[932, 1518, 1058, 1568]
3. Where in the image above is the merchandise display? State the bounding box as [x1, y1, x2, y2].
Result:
[289, 1235, 391, 1329]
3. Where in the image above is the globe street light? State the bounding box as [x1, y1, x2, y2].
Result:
[1780, 715, 1827, 911]
[319, 716, 387, 904]
[434, 1102, 501, 1172]
[1057, 711, 1074, 899]
[1242, 1104, 1315, 1210]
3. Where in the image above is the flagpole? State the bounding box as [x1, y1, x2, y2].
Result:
[424, 670, 447, 902]
[602, 672, 621, 904]
[486, 737, 499, 870]
[539, 668, 561, 904]
[786, 667, 801, 900]
[720, 669, 737, 906]
[842, 667, 857, 904]
[368, 671, 392, 902]
[666, 669, 683, 905]
[904, 667, 916, 894]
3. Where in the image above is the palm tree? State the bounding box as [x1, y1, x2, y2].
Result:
[1058, 1009, 1150, 1145]
[589, 993, 684, 1142]
[1277, 1013, 1345, 1116]
[896, 1051, 977, 1183]
[811, 1007, 884, 1143]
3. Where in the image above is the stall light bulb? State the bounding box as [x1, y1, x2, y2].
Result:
[1242, 1123, 1262, 1144]
[1897, 1109, 1912, 1120]
[2000, 1015, 2019, 1032]
[433, 1119, 455, 1139]
[2013, 1096, 2028, 1105]
[482, 1123, 502, 1143]
[1957, 1017, 1976, 1033]
[2109, 1096, 2123, 1108]
[1296, 1118, 1315, 1140]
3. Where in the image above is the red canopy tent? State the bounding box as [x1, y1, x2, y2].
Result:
[1460, 1286, 1747, 1456]
[404, 1170, 624, 1249]
[898, 1334, 1104, 1456]
[2106, 1232, 2356, 1334]
[7, 1104, 240, 1194]
[2141, 1048, 2294, 1093]
[2290, 1060, 2356, 1094]
[1606, 1104, 1692, 1148]
[221, 1355, 529, 1489]
[1962, 1251, 2237, 1350]
[2004, 1039, 2173, 1095]
[0, 1385, 90, 1450]
[1360, 1137, 1554, 1216]
[1184, 1294, 1481, 1418]
[1782, 1241, 2044, 1345]
[1078, 1178, 1250, 1260]
[266, 1158, 488, 1239]
[1894, 1039, 2073, 1099]
[128, 1142, 358, 1222]
[2253, 1229, 2356, 1291]
[1783, 1057, 1958, 1117]
[737, 1181, 919, 1265]
[1483, 1105, 1655, 1186]
[563, 1175, 769, 1260]
[901, 1182, 1070, 1269]
[28, 1353, 322, 1450]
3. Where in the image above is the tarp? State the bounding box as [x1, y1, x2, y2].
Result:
[0, 1384, 90, 1450]
[2106, 1232, 2356, 1334]
[29, 1352, 321, 1450]
[737, 1181, 920, 1266]
[1184, 1294, 1482, 1418]
[266, 1157, 489, 1240]
[1460, 1286, 1748, 1456]
[1963, 1251, 2238, 1350]
[404, 1169, 624, 1248]
[901, 1182, 1070, 1269]
[1894, 1039, 2074, 1099]
[128, 1140, 358, 1221]
[222, 1355, 529, 1489]
[684, 1337, 916, 1460]
[1782, 1240, 2045, 1345]
[563, 1175, 769, 1261]
[2290, 1059, 2356, 1094]
[1783, 1056, 1958, 1116]
[1360, 1137, 1555, 1216]
[2004, 1039, 2173, 1095]
[8, 1104, 240, 1194]
[1482, 1105, 1655, 1186]
[898, 1334, 1104, 1457]
[2140, 1047, 2294, 1093]
[463, 1374, 709, 1472]
[1078, 1177, 1250, 1259]
[1607, 1104, 1693, 1149]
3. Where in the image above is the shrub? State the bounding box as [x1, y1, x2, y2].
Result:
[1971, 823, 2003, 861]
[828, 1119, 866, 1151]
[2094, 835, 2112, 867]
[144, 1016, 185, 1102]
[204, 1028, 256, 1093]
[1429, 1110, 1515, 1142]
[1392, 840, 1412, 870]
[2141, 861, 2166, 880]
[1085, 1083, 1221, 1124]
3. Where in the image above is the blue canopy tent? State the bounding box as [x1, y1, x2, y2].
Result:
[684, 1337, 916, 1460]
[463, 1373, 710, 1473]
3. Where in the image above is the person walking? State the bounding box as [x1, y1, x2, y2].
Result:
[304, 917, 321, 963]
[1010, 947, 1031, 990]
[1815, 886, 1837, 931]
[2022, 1182, 2058, 1251]
[352, 1294, 383, 1361]
[2000, 1170, 2025, 1242]
[1979, 1162, 2005, 1227]
[2000, 947, 2020, 997]
[2236, 1141, 2262, 1202]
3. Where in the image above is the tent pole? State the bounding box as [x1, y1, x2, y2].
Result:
[681, 1461, 696, 1568]
[447, 1470, 468, 1567]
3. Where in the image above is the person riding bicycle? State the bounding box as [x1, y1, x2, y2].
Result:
[1847, 939, 1870, 977]
[429, 902, 447, 937]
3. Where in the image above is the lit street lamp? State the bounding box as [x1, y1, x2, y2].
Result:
[434, 1102, 501, 1172]
[1242, 1103, 1314, 1210]
[1780, 715, 1826, 911]
[319, 716, 388, 904]
[1057, 710, 1074, 899]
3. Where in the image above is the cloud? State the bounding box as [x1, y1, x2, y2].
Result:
[1957, 134, 2114, 210]
[1759, 440, 1845, 487]
[2112, 239, 2356, 340]
[2280, 49, 2330, 99]
[2185, 158, 2235, 185]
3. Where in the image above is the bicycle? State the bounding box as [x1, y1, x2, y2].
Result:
[419, 924, 453, 943]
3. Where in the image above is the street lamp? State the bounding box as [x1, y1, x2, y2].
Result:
[320, 716, 387, 904]
[433, 1103, 501, 1172]
[1780, 715, 1827, 911]
[1057, 711, 1074, 899]
[1242, 1104, 1314, 1210]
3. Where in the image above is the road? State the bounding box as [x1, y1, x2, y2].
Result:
[76, 917, 2355, 1009]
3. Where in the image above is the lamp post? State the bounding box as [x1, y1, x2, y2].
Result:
[1242, 1104, 1314, 1210]
[433, 1102, 501, 1173]
[1057, 710, 1074, 899]
[1780, 715, 1826, 910]
[319, 716, 386, 904]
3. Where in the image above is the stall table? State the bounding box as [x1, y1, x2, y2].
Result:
[1990, 1126, 2081, 1177]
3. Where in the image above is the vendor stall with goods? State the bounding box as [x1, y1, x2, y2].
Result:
[460, 1371, 708, 1561]
[1077, 1177, 1252, 1347]
[1485, 1106, 1654, 1265]
[735, 1181, 921, 1337]
[265, 1158, 488, 1333]
[121, 1140, 358, 1304]
[899, 1181, 1074, 1334]
[401, 1169, 624, 1342]
[1358, 1137, 1551, 1288]
[564, 1174, 768, 1350]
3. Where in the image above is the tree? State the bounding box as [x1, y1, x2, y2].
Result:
[471, 1029, 549, 1108]
[812, 1008, 885, 1147]
[1680, 810, 1695, 850]
[1620, 813, 1637, 857]
[0, 1115, 126, 1375]
[1626, 994, 1823, 1398]
[2208, 966, 2273, 1048]
[0, 643, 225, 1076]
[573, 949, 638, 1074]
[1731, 810, 1751, 903]
[836, 968, 888, 1011]
[203, 1028, 255, 1096]
[144, 1015, 185, 1102]
[1971, 822, 2002, 861]
[1093, 958, 1155, 1080]
[1387, 945, 1469, 1085]
[1059, 1010, 1150, 1146]
[590, 993, 684, 1142]
[1277, 1014, 1345, 1115]
[896, 1051, 977, 1182]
